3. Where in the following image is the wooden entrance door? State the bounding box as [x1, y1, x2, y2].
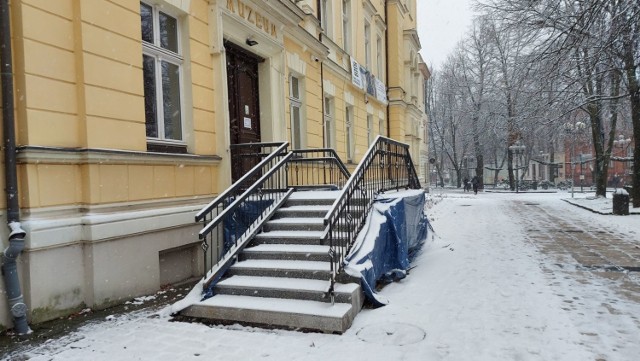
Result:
[226, 41, 263, 183]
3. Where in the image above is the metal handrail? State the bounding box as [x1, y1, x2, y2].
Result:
[290, 148, 351, 178]
[195, 142, 352, 294]
[288, 148, 351, 189]
[196, 142, 290, 291]
[195, 142, 288, 222]
[323, 136, 421, 302]
[196, 138, 405, 299]
[199, 153, 293, 239]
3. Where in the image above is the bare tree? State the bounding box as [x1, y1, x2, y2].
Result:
[477, 0, 639, 202]
[458, 17, 496, 188]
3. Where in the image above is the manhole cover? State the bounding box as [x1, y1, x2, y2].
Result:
[356, 322, 426, 345]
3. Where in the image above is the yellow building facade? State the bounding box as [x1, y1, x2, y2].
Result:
[0, 0, 427, 330]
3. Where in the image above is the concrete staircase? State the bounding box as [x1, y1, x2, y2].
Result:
[179, 190, 364, 333]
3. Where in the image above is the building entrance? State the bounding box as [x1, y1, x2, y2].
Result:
[225, 41, 263, 183]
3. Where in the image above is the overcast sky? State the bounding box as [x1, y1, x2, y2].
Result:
[417, 0, 474, 71]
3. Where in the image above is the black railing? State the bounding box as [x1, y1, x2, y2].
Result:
[229, 142, 287, 191]
[195, 142, 291, 292]
[194, 138, 419, 300]
[323, 136, 421, 302]
[288, 148, 351, 190]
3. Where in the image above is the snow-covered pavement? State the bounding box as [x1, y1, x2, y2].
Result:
[3, 190, 640, 361]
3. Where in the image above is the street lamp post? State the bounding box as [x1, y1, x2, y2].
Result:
[509, 141, 526, 193]
[580, 155, 584, 193]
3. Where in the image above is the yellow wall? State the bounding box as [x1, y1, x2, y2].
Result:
[386, 3, 404, 91]
[5, 0, 423, 210]
[6, 0, 220, 210]
[284, 38, 324, 149]
[3, 0, 423, 210]
[189, 0, 218, 156]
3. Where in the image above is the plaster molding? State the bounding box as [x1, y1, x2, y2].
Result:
[16, 146, 222, 166]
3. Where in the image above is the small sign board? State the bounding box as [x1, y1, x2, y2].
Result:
[243, 117, 252, 129]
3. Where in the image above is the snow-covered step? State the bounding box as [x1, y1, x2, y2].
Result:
[286, 191, 340, 206]
[274, 205, 332, 218]
[180, 294, 355, 333]
[215, 275, 360, 304]
[288, 190, 341, 200]
[228, 259, 331, 280]
[263, 217, 326, 232]
[176, 189, 366, 334]
[240, 244, 331, 262]
[253, 230, 326, 245]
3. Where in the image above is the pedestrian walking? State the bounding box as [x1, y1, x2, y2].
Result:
[463, 178, 470, 192]
[471, 175, 480, 195]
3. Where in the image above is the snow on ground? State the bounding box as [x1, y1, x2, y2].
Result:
[4, 189, 640, 361]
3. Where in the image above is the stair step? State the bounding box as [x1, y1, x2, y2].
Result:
[179, 294, 354, 333]
[215, 275, 358, 303]
[240, 244, 330, 261]
[263, 217, 326, 232]
[286, 191, 340, 206]
[285, 198, 336, 206]
[253, 230, 326, 245]
[228, 259, 331, 280]
[274, 205, 331, 218]
[292, 185, 339, 192]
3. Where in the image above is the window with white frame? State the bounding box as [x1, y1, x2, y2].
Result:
[364, 20, 371, 69]
[141, 1, 183, 144]
[346, 106, 354, 161]
[324, 96, 335, 149]
[321, 0, 333, 38]
[290, 75, 304, 149]
[342, 0, 351, 53]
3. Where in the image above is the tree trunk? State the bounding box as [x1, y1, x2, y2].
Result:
[630, 82, 640, 207]
[587, 104, 608, 197]
[622, 27, 640, 207]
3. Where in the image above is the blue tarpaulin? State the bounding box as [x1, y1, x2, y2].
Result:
[201, 197, 275, 299]
[344, 190, 430, 307]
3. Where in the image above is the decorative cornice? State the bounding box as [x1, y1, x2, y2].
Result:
[362, 0, 376, 17]
[324, 57, 351, 81]
[16, 146, 222, 166]
[386, 0, 408, 17]
[246, 0, 306, 27]
[404, 29, 421, 49]
[285, 24, 330, 58]
[373, 14, 387, 30]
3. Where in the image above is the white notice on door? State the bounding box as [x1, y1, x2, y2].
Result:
[243, 117, 252, 129]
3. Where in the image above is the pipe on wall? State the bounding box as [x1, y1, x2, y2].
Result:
[1, 0, 31, 335]
[384, 2, 390, 138]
